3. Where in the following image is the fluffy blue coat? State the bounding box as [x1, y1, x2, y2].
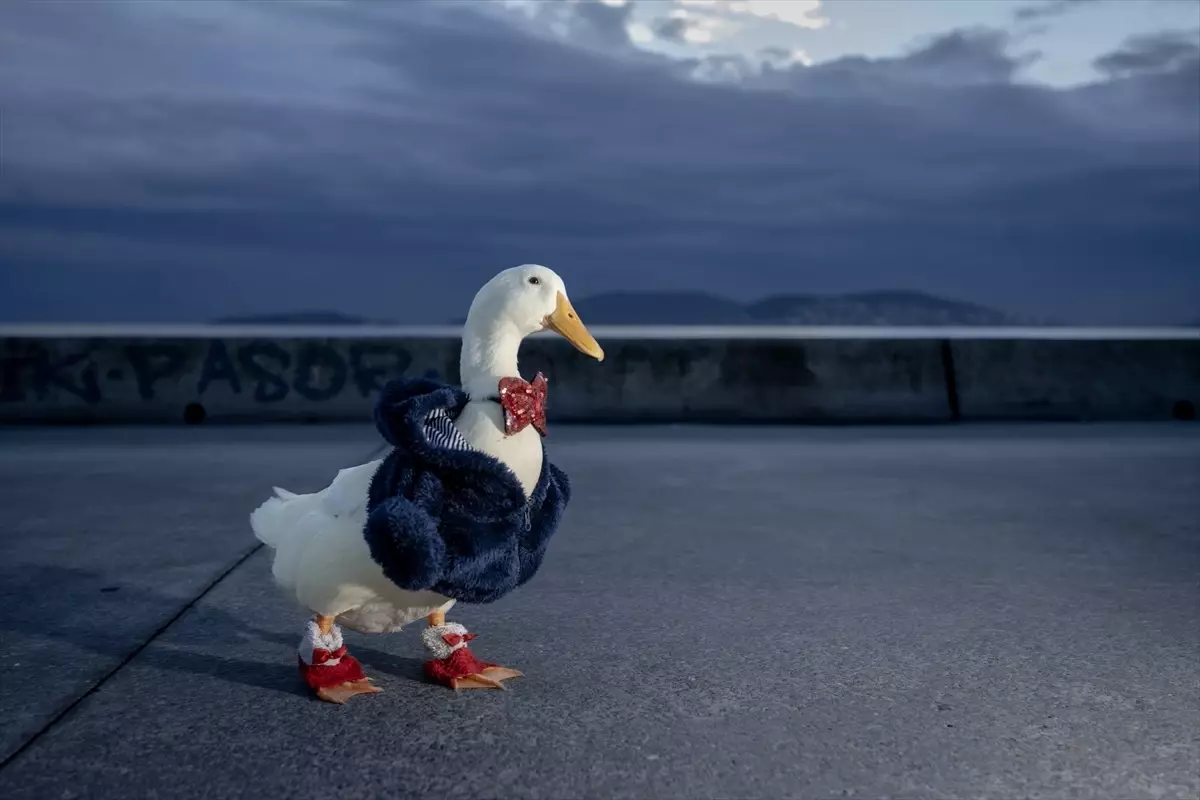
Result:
[364, 377, 570, 604]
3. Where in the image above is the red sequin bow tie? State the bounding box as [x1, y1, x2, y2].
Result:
[498, 372, 549, 437]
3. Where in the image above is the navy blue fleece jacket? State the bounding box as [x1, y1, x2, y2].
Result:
[364, 377, 570, 604]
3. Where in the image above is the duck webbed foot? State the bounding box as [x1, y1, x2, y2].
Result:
[315, 678, 381, 704]
[422, 611, 523, 691]
[299, 616, 383, 704]
[447, 666, 524, 691]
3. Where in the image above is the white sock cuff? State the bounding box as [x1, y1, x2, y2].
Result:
[298, 619, 344, 665]
[422, 622, 471, 660]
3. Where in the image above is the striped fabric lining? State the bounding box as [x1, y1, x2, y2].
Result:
[424, 407, 474, 452]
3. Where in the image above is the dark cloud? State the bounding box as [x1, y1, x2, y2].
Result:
[1068, 31, 1200, 139]
[1013, 0, 1192, 29]
[651, 16, 690, 45]
[1093, 29, 1200, 77]
[1013, 0, 1101, 23]
[503, 0, 642, 53]
[0, 0, 1197, 325]
[526, 0, 637, 51]
[898, 27, 1037, 83]
[765, 27, 1040, 92]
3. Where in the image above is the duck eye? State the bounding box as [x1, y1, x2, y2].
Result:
[528, 276, 540, 285]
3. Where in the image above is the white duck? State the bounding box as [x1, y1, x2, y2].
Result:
[250, 264, 603, 702]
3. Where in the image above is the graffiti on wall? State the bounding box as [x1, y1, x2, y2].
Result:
[0, 340, 436, 404]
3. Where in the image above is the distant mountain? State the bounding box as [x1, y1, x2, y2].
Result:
[212, 310, 384, 325]
[567, 289, 1024, 326]
[746, 290, 1019, 326]
[572, 291, 754, 325]
[223, 290, 1027, 328]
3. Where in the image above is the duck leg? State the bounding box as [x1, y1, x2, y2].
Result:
[422, 609, 523, 691]
[299, 615, 382, 704]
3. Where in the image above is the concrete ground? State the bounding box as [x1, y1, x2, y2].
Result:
[0, 423, 1197, 799]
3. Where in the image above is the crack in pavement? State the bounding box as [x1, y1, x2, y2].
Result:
[0, 441, 387, 773]
[0, 542, 265, 772]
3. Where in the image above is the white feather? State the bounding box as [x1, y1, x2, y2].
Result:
[451, 400, 543, 497]
[251, 459, 454, 633]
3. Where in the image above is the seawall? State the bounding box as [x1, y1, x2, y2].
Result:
[1, 326, 1197, 424]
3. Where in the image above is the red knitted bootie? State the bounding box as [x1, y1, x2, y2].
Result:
[421, 622, 522, 690]
[298, 619, 382, 704]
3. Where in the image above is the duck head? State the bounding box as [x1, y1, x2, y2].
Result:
[460, 265, 603, 397]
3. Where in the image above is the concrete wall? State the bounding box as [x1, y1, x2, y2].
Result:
[1, 327, 1196, 424]
[949, 339, 1200, 421]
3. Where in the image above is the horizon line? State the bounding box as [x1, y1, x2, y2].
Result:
[1, 324, 1198, 341]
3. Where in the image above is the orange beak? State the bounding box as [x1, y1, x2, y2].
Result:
[544, 292, 604, 361]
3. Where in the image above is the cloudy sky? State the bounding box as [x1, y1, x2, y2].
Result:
[1, 0, 1197, 325]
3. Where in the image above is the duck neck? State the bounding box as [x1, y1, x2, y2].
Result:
[459, 317, 525, 400]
